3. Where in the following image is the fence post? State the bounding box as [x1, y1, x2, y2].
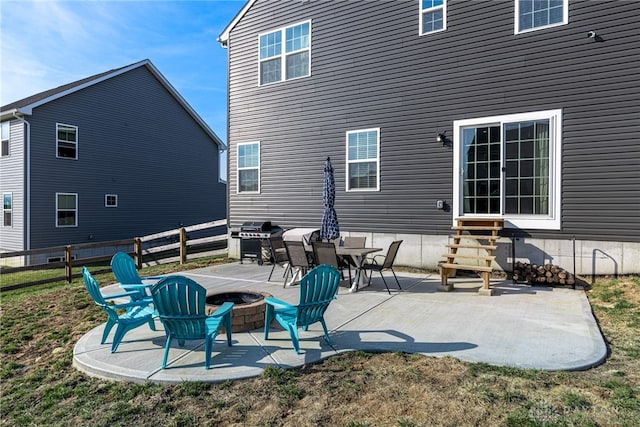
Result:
[65, 245, 73, 283]
[180, 227, 187, 264]
[134, 238, 142, 269]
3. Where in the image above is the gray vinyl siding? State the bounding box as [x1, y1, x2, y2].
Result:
[226, 0, 640, 242]
[0, 120, 25, 250]
[26, 66, 225, 248]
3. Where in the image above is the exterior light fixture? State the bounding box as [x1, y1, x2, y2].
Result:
[437, 133, 448, 146]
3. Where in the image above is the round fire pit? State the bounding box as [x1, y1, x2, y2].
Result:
[205, 291, 271, 332]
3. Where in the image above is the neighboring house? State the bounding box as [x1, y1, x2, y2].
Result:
[218, 0, 640, 276]
[0, 60, 226, 257]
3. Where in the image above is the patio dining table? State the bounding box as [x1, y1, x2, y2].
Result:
[275, 245, 382, 291]
[335, 246, 383, 292]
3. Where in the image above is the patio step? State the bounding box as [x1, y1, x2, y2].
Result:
[446, 243, 498, 251]
[439, 262, 494, 273]
[451, 225, 502, 231]
[449, 234, 498, 241]
[441, 218, 503, 294]
[441, 253, 495, 262]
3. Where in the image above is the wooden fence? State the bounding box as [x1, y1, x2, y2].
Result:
[0, 219, 228, 292]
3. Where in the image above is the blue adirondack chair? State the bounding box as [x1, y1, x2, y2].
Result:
[264, 264, 341, 354]
[111, 252, 162, 299]
[81, 267, 156, 353]
[151, 276, 234, 369]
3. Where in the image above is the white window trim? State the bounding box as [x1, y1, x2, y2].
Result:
[2, 192, 12, 227]
[1, 121, 10, 157]
[452, 109, 562, 230]
[346, 127, 381, 192]
[258, 20, 312, 86]
[419, 0, 447, 36]
[514, 0, 568, 34]
[56, 192, 78, 228]
[56, 123, 78, 160]
[237, 141, 261, 194]
[105, 194, 118, 207]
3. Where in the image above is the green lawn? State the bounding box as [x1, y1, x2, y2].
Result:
[1, 259, 638, 426]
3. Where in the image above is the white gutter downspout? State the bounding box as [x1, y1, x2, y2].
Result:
[12, 112, 30, 251]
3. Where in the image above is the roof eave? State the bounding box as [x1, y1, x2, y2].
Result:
[142, 62, 226, 151]
[0, 108, 31, 122]
[217, 0, 257, 47]
[1, 60, 226, 151]
[3, 60, 150, 116]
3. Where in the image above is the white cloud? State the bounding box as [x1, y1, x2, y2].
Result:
[1, 0, 236, 150]
[1, 0, 243, 181]
[2, 2, 107, 103]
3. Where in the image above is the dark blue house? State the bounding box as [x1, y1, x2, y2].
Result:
[0, 60, 226, 254]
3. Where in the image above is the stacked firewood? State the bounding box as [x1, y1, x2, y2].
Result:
[512, 261, 576, 286]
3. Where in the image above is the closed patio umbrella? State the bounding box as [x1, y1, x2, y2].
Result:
[320, 157, 340, 241]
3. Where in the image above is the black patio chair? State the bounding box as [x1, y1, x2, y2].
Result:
[268, 233, 290, 282]
[360, 240, 403, 294]
[339, 236, 367, 283]
[312, 241, 345, 280]
[283, 240, 311, 288]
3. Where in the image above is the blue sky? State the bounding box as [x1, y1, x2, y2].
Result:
[0, 0, 246, 178]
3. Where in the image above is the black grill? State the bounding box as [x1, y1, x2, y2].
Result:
[239, 221, 272, 238]
[236, 221, 281, 264]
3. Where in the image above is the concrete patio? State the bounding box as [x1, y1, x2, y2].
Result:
[73, 262, 607, 384]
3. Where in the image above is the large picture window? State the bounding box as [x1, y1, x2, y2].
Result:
[56, 193, 78, 227]
[346, 128, 380, 191]
[237, 142, 260, 193]
[420, 0, 446, 35]
[453, 110, 562, 229]
[57, 123, 78, 159]
[259, 21, 311, 85]
[516, 0, 567, 33]
[3, 193, 12, 226]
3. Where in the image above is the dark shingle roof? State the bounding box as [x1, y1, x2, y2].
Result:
[0, 60, 224, 149]
[1, 63, 132, 111]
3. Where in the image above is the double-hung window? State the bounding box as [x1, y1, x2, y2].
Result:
[1, 121, 9, 157]
[56, 193, 78, 227]
[453, 110, 562, 229]
[57, 123, 78, 159]
[2, 193, 12, 226]
[237, 142, 260, 193]
[346, 128, 380, 191]
[516, 0, 567, 33]
[420, 0, 446, 35]
[259, 21, 311, 85]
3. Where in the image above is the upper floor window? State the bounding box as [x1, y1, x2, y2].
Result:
[516, 0, 567, 33]
[259, 21, 311, 85]
[1, 121, 9, 157]
[56, 192, 78, 227]
[3, 193, 12, 226]
[105, 194, 118, 207]
[237, 142, 260, 193]
[420, 0, 446, 35]
[57, 123, 78, 159]
[453, 109, 562, 230]
[346, 128, 380, 191]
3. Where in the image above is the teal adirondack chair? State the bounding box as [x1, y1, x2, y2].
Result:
[264, 264, 341, 354]
[110, 252, 162, 299]
[151, 276, 234, 369]
[81, 267, 156, 353]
